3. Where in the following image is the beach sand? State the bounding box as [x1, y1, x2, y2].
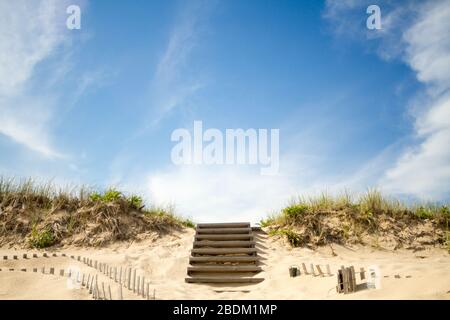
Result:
[1, 229, 449, 300]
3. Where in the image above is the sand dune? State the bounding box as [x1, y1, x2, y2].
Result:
[1, 229, 449, 300]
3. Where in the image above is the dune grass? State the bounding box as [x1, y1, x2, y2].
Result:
[261, 190, 449, 250]
[0, 176, 195, 248]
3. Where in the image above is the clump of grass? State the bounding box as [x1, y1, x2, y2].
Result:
[89, 189, 144, 210]
[181, 218, 195, 228]
[29, 226, 55, 248]
[283, 203, 309, 221]
[102, 188, 122, 202]
[143, 205, 195, 229]
[128, 195, 143, 210]
[269, 228, 303, 246]
[415, 206, 435, 219]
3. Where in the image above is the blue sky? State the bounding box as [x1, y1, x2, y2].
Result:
[1, 0, 449, 223]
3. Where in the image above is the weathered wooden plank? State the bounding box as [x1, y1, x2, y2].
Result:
[349, 266, 357, 292]
[185, 277, 264, 284]
[191, 248, 257, 255]
[193, 240, 256, 248]
[189, 256, 260, 263]
[187, 265, 262, 273]
[197, 222, 250, 229]
[196, 228, 252, 234]
[195, 234, 254, 241]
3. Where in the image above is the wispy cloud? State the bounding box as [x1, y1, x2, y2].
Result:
[0, 0, 93, 160]
[147, 0, 214, 125]
[324, 0, 450, 200]
[0, 0, 72, 158]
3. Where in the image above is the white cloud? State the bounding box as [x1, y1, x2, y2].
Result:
[0, 95, 63, 158]
[381, 1, 450, 200]
[325, 0, 450, 201]
[0, 0, 72, 158]
[402, 1, 450, 90]
[147, 165, 299, 224]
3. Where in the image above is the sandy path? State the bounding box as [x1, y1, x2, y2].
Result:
[1, 229, 449, 300]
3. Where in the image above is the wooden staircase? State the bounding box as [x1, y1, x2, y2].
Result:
[185, 222, 264, 284]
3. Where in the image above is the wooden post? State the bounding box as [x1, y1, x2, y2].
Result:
[119, 267, 122, 285]
[360, 267, 365, 280]
[87, 274, 91, 289]
[114, 267, 117, 282]
[95, 261, 98, 269]
[141, 277, 145, 298]
[95, 276, 99, 299]
[52, 253, 57, 257]
[132, 269, 136, 293]
[146, 283, 150, 300]
[82, 274, 85, 286]
[326, 264, 333, 276]
[13, 255, 18, 260]
[60, 269, 64, 276]
[108, 284, 112, 300]
[102, 282, 106, 300]
[33, 253, 38, 258]
[302, 263, 308, 275]
[119, 284, 123, 300]
[23, 253, 27, 259]
[349, 266, 357, 292]
[310, 264, 315, 276]
[33, 268, 37, 273]
[316, 265, 324, 277]
[62, 253, 66, 257]
[128, 268, 132, 290]
[21, 268, 27, 272]
[77, 256, 80, 261]
[137, 276, 141, 295]
[93, 284, 97, 300]
[153, 289, 156, 300]
[2, 256, 7, 260]
[42, 267, 45, 274]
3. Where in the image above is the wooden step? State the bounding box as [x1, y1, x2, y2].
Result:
[196, 227, 251, 234]
[189, 256, 260, 264]
[197, 222, 250, 229]
[191, 248, 257, 255]
[195, 234, 254, 241]
[188, 265, 262, 273]
[194, 240, 256, 248]
[185, 277, 264, 284]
